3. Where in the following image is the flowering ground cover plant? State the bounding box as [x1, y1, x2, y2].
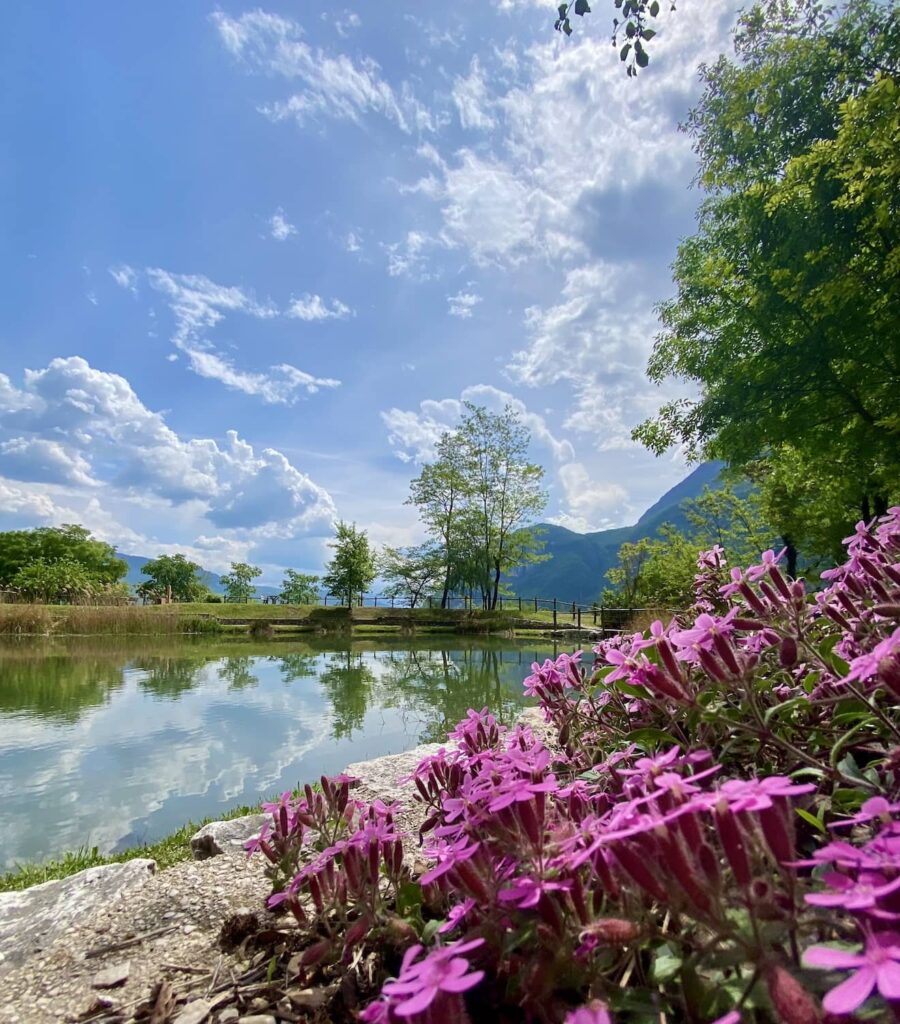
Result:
[248, 510, 900, 1023]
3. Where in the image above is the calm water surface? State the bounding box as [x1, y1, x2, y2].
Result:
[0, 636, 558, 867]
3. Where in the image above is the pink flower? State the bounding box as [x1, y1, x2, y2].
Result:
[564, 1000, 613, 1024]
[805, 871, 900, 913]
[804, 931, 900, 1013]
[829, 795, 900, 830]
[382, 939, 485, 1017]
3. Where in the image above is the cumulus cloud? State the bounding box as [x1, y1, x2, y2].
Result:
[382, 384, 573, 465]
[269, 208, 297, 240]
[211, 9, 435, 133]
[549, 461, 630, 533]
[0, 357, 337, 549]
[287, 294, 353, 322]
[447, 291, 482, 319]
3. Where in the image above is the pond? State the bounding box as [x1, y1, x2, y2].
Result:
[0, 636, 561, 868]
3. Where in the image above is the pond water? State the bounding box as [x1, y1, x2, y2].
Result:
[0, 636, 561, 868]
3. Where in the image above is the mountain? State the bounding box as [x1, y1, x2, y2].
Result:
[120, 554, 280, 598]
[505, 462, 726, 605]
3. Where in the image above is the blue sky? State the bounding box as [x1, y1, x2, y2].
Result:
[0, 1, 739, 582]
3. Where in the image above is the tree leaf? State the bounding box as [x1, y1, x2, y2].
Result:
[620, 42, 632, 61]
[574, 0, 591, 14]
[649, 0, 660, 15]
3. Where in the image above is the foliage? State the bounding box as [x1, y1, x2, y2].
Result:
[407, 404, 547, 610]
[220, 561, 262, 603]
[250, 508, 900, 1023]
[279, 569, 320, 605]
[0, 524, 126, 596]
[322, 521, 377, 606]
[552, 0, 668, 76]
[379, 544, 444, 608]
[634, 0, 900, 549]
[138, 553, 206, 603]
[603, 486, 772, 608]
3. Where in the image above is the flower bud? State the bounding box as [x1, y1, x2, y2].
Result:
[766, 965, 822, 1024]
[579, 917, 641, 945]
[779, 637, 798, 668]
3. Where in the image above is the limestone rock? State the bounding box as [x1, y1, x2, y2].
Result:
[345, 743, 446, 805]
[172, 998, 212, 1024]
[0, 859, 156, 975]
[190, 814, 267, 860]
[91, 960, 130, 988]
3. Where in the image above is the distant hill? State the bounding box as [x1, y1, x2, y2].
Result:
[120, 554, 280, 598]
[505, 462, 728, 605]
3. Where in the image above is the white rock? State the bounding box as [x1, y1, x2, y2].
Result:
[190, 814, 268, 860]
[91, 960, 130, 988]
[0, 860, 156, 975]
[172, 998, 212, 1024]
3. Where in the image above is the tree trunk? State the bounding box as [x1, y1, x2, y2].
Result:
[874, 494, 888, 518]
[782, 536, 798, 579]
[862, 494, 872, 523]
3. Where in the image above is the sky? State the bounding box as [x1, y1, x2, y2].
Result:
[0, 1, 741, 583]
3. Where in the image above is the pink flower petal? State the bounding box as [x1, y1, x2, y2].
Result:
[441, 969, 485, 994]
[822, 967, 876, 1015]
[876, 960, 900, 1000]
[804, 945, 867, 970]
[395, 984, 439, 1017]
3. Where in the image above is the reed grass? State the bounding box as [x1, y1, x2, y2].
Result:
[0, 604, 223, 636]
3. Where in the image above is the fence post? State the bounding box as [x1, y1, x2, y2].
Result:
[592, 605, 596, 625]
[572, 600, 576, 620]
[553, 597, 557, 629]
[391, 596, 394, 608]
[534, 596, 538, 613]
[499, 595, 503, 611]
[374, 596, 378, 608]
[359, 593, 363, 607]
[428, 596, 432, 610]
[577, 607, 581, 630]
[518, 596, 522, 612]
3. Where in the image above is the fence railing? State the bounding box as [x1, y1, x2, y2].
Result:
[255, 592, 666, 632]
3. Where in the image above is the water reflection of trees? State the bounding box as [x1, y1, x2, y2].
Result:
[0, 654, 124, 722]
[317, 651, 377, 740]
[135, 656, 205, 698]
[272, 653, 319, 685]
[372, 646, 532, 744]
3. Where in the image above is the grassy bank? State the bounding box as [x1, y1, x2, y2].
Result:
[0, 801, 262, 893]
[0, 602, 558, 636]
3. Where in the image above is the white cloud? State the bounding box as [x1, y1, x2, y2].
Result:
[447, 291, 482, 319]
[0, 357, 338, 560]
[269, 208, 297, 240]
[394, 3, 734, 271]
[212, 10, 435, 134]
[287, 294, 353, 322]
[382, 384, 573, 465]
[142, 268, 341, 403]
[452, 58, 496, 130]
[345, 231, 362, 253]
[0, 438, 97, 487]
[549, 461, 630, 533]
[383, 230, 440, 279]
[108, 264, 137, 292]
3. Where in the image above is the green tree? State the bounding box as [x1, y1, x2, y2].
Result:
[407, 432, 470, 607]
[220, 561, 262, 603]
[379, 543, 444, 608]
[407, 405, 548, 610]
[0, 525, 126, 590]
[634, 1, 900, 558]
[458, 403, 548, 609]
[322, 522, 377, 607]
[603, 487, 773, 608]
[139, 553, 205, 603]
[279, 569, 320, 605]
[11, 557, 97, 604]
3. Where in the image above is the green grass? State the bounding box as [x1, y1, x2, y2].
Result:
[157, 602, 315, 620]
[0, 802, 262, 893]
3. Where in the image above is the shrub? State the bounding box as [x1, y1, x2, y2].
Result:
[249, 509, 900, 1023]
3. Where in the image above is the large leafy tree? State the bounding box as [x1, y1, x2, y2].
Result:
[0, 524, 126, 589]
[220, 561, 262, 603]
[407, 405, 547, 610]
[139, 553, 205, 603]
[279, 569, 320, 605]
[322, 522, 377, 607]
[379, 543, 444, 608]
[634, 0, 900, 559]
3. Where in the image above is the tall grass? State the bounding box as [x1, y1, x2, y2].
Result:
[0, 604, 223, 636]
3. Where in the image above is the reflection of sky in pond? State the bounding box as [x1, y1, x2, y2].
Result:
[0, 640, 558, 867]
